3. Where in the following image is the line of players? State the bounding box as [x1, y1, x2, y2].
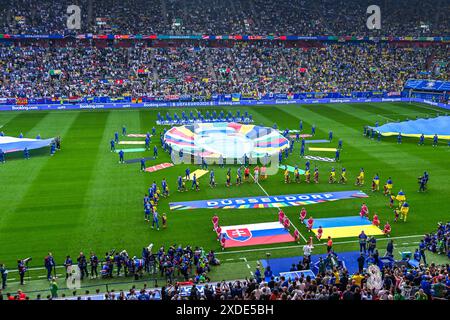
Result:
[143, 179, 169, 230]
[364, 126, 445, 147]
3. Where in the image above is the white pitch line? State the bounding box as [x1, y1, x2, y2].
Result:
[244, 164, 308, 243]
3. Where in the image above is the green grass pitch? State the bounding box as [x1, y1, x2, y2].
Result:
[0, 102, 449, 289]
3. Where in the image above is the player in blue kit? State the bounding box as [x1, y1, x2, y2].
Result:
[278, 150, 282, 163]
[338, 139, 343, 149]
[118, 150, 124, 163]
[50, 141, 56, 155]
[397, 132, 402, 144]
[36, 133, 41, 140]
[299, 120, 303, 131]
[24, 147, 29, 159]
[145, 136, 150, 150]
[432, 134, 438, 147]
[110, 139, 115, 152]
[140, 158, 146, 171]
[335, 148, 340, 162]
[311, 125, 316, 136]
[300, 144, 305, 157]
[152, 127, 156, 135]
[284, 147, 289, 159]
[209, 170, 216, 188]
[329, 131, 333, 141]
[185, 167, 190, 180]
[177, 175, 184, 192]
[153, 145, 158, 157]
[191, 173, 199, 191]
[0, 149, 5, 163]
[144, 202, 151, 222]
[114, 132, 119, 143]
[152, 209, 160, 230]
[418, 134, 425, 146]
[122, 125, 126, 136]
[161, 178, 169, 197]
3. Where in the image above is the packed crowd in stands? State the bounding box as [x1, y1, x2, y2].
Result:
[0, 0, 449, 36]
[0, 41, 447, 99]
[1, 223, 448, 300]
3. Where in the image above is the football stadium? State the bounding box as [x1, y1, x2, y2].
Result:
[0, 0, 449, 304]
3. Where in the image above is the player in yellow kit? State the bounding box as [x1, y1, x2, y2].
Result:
[329, 167, 336, 184]
[355, 168, 365, 186]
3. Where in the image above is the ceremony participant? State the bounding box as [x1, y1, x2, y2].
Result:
[212, 215, 219, 230]
[305, 167, 311, 183]
[278, 209, 285, 224]
[284, 166, 290, 183]
[326, 236, 333, 253]
[329, 167, 336, 184]
[152, 209, 160, 231]
[307, 216, 314, 232]
[314, 167, 319, 184]
[339, 167, 347, 184]
[418, 133, 425, 146]
[300, 143, 305, 157]
[360, 203, 369, 218]
[299, 207, 307, 223]
[335, 148, 340, 161]
[383, 221, 391, 236]
[260, 166, 267, 180]
[220, 234, 226, 250]
[396, 190, 406, 206]
[177, 175, 184, 192]
[389, 194, 395, 208]
[400, 202, 409, 222]
[372, 213, 380, 227]
[358, 231, 368, 254]
[253, 165, 260, 183]
[24, 147, 29, 160]
[161, 178, 169, 197]
[393, 208, 400, 222]
[316, 226, 323, 241]
[144, 202, 151, 222]
[236, 166, 242, 185]
[294, 166, 301, 183]
[209, 169, 216, 188]
[145, 136, 150, 151]
[432, 134, 438, 147]
[294, 229, 300, 243]
[355, 168, 365, 185]
[372, 174, 380, 192]
[162, 213, 167, 229]
[283, 217, 291, 230]
[0, 149, 5, 163]
[191, 173, 199, 191]
[384, 177, 393, 196]
[244, 166, 250, 182]
[226, 168, 231, 187]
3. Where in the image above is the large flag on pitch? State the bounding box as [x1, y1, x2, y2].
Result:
[220, 222, 295, 248]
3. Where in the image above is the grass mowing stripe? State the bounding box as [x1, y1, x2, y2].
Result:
[0, 112, 79, 263]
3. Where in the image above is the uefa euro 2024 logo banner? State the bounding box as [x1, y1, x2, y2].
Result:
[167, 123, 286, 177]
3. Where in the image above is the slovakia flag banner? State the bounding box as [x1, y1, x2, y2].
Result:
[220, 222, 295, 248]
